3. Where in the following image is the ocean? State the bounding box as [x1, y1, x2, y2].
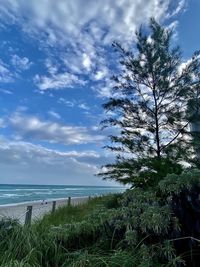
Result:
[0, 184, 126, 205]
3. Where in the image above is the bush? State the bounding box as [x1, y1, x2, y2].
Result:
[0, 171, 200, 266]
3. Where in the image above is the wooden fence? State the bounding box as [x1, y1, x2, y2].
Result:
[24, 196, 91, 225]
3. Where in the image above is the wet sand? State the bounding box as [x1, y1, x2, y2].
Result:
[0, 196, 89, 224]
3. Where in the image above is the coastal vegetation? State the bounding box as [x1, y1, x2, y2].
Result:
[0, 172, 200, 266]
[0, 19, 200, 266]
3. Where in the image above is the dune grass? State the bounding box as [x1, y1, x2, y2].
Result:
[1, 183, 198, 266]
[0, 194, 127, 267]
[37, 196, 108, 227]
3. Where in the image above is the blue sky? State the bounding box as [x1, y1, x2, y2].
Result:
[0, 0, 199, 185]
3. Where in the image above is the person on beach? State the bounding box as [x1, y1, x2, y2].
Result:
[41, 200, 47, 205]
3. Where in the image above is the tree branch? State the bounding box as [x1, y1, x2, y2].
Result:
[160, 122, 190, 152]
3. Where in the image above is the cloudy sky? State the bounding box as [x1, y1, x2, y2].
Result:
[0, 0, 199, 185]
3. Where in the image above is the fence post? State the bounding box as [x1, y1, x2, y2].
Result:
[52, 201, 56, 213]
[68, 196, 71, 206]
[25, 205, 32, 225]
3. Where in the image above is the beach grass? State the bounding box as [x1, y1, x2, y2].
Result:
[0, 194, 126, 267]
[36, 195, 109, 226]
[1, 183, 198, 266]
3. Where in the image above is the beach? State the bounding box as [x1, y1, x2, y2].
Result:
[0, 185, 125, 224]
[0, 184, 125, 205]
[0, 196, 89, 224]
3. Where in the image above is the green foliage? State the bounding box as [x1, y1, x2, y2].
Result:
[0, 173, 200, 266]
[99, 18, 200, 187]
[159, 168, 200, 195]
[0, 195, 135, 267]
[101, 193, 122, 209]
[38, 196, 107, 226]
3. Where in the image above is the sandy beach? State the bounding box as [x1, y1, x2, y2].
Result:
[0, 196, 89, 224]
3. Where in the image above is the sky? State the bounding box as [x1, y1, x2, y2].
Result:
[0, 0, 199, 185]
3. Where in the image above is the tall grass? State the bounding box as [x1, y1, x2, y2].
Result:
[0, 195, 134, 267]
[0, 187, 198, 266]
[37, 196, 108, 226]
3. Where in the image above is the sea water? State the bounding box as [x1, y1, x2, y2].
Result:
[0, 184, 125, 205]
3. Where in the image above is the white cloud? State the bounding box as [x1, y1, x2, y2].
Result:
[58, 98, 75, 107]
[45, 59, 58, 75]
[9, 113, 105, 145]
[82, 53, 92, 71]
[97, 86, 112, 98]
[0, 0, 186, 91]
[48, 110, 61, 119]
[0, 137, 101, 165]
[0, 54, 32, 84]
[178, 54, 200, 75]
[0, 88, 13, 94]
[11, 54, 32, 71]
[95, 78, 116, 98]
[0, 136, 113, 185]
[34, 72, 86, 90]
[78, 103, 90, 111]
[93, 67, 108, 81]
[63, 150, 100, 158]
[0, 59, 13, 83]
[58, 98, 90, 111]
[167, 0, 187, 18]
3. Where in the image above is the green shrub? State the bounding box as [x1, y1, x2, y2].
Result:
[1, 171, 200, 266]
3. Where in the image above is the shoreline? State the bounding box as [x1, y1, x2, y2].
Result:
[0, 196, 90, 224]
[0, 195, 89, 207]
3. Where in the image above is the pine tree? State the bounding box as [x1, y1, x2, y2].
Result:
[99, 19, 200, 188]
